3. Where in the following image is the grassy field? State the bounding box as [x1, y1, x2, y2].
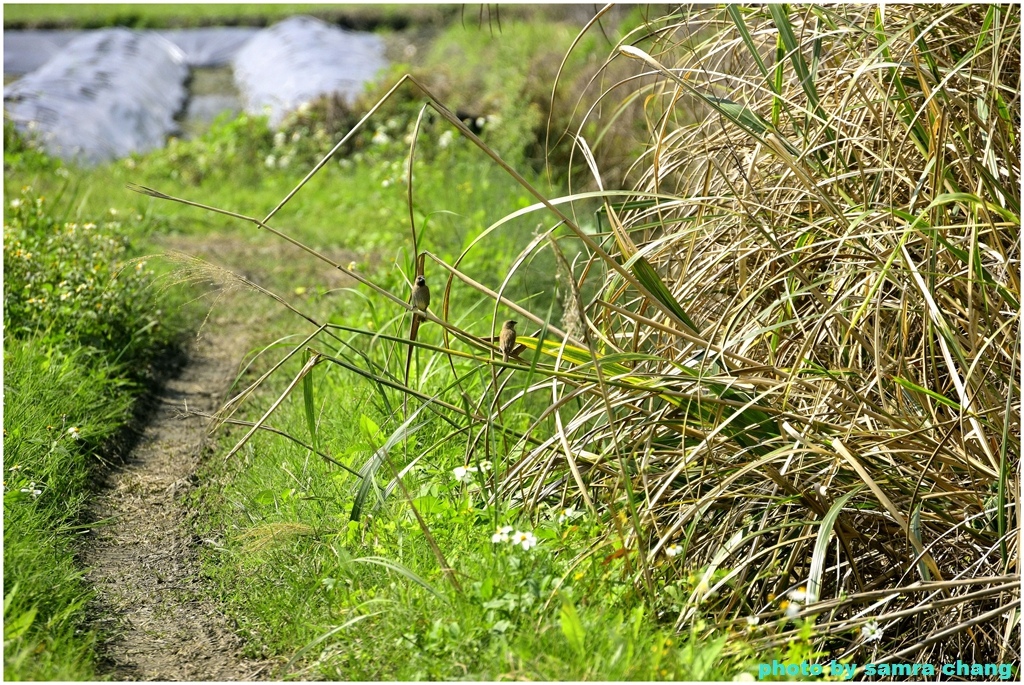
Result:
[4, 3, 1019, 681]
[1, 3, 454, 29]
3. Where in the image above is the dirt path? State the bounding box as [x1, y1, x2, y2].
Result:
[81, 296, 268, 680]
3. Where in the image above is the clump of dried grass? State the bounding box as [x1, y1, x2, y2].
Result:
[506, 3, 1019, 668]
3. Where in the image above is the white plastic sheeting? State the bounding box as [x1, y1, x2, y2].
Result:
[232, 16, 386, 127]
[2, 18, 388, 164]
[4, 28, 189, 164]
[5, 28, 261, 74]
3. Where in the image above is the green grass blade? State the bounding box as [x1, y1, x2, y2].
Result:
[350, 556, 448, 603]
[302, 351, 319, 455]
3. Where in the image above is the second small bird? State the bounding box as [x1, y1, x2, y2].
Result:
[411, 274, 430, 319]
[499, 319, 518, 362]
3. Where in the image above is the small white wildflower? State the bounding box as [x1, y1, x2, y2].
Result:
[491, 525, 513, 544]
[67, 426, 81, 440]
[264, 154, 277, 168]
[20, 482, 41, 498]
[475, 460, 492, 472]
[291, 131, 301, 143]
[557, 506, 577, 524]
[452, 465, 478, 483]
[381, 178, 391, 188]
[475, 116, 486, 129]
[665, 543, 682, 557]
[10, 198, 21, 209]
[788, 586, 809, 602]
[60, 292, 71, 301]
[512, 530, 538, 551]
[733, 672, 756, 681]
[371, 129, 390, 145]
[278, 155, 292, 168]
[438, 130, 454, 149]
[861, 620, 884, 642]
[745, 616, 760, 627]
[784, 600, 801, 618]
[273, 131, 286, 148]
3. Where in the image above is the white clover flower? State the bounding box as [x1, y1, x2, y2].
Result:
[67, 426, 81, 440]
[861, 620, 884, 642]
[512, 530, 538, 551]
[665, 543, 682, 557]
[491, 525, 513, 544]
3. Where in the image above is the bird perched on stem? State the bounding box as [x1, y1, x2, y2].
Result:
[411, 274, 430, 319]
[499, 319, 518, 362]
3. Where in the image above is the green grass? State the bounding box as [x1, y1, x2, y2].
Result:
[192, 315, 755, 680]
[2, 340, 129, 680]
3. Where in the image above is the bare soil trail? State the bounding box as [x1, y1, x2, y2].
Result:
[80, 304, 269, 680]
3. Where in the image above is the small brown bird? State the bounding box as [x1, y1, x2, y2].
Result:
[411, 274, 430, 318]
[498, 319, 518, 362]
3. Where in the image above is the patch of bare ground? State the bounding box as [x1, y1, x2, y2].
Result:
[80, 234, 358, 680]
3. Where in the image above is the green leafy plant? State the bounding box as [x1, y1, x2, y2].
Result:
[3, 187, 175, 369]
